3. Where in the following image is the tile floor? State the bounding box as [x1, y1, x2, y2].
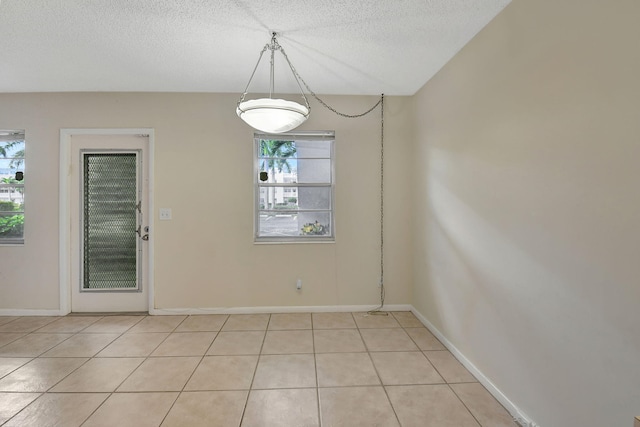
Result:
[0, 312, 518, 427]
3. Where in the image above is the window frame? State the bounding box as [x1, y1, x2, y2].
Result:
[0, 130, 25, 245]
[254, 131, 335, 244]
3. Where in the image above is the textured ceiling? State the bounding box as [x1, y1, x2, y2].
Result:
[0, 0, 510, 95]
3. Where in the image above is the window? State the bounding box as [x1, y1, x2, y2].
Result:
[0, 130, 25, 244]
[255, 131, 335, 242]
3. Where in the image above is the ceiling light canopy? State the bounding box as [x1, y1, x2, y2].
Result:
[237, 33, 310, 134]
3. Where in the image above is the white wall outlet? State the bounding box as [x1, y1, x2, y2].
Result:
[159, 208, 172, 220]
[296, 279, 302, 290]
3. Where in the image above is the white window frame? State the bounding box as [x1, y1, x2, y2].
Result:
[0, 130, 25, 245]
[254, 131, 335, 243]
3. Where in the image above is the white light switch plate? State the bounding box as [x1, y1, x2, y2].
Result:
[159, 208, 172, 220]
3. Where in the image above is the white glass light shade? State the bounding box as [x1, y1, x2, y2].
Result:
[236, 98, 309, 134]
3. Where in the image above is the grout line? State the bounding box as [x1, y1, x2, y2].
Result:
[448, 383, 485, 427]
[311, 318, 322, 427]
[237, 313, 271, 426]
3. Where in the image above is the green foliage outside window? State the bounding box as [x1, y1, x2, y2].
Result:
[1, 131, 25, 242]
[0, 214, 24, 237]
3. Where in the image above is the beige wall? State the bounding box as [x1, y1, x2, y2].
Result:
[412, 0, 640, 426]
[0, 92, 413, 311]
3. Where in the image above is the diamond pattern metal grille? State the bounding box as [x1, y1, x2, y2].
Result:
[83, 153, 138, 290]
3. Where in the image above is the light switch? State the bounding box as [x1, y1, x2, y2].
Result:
[159, 208, 172, 220]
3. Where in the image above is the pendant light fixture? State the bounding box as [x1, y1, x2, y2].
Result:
[236, 33, 310, 134]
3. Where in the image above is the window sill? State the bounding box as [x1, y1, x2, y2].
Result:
[254, 238, 335, 245]
[0, 240, 25, 246]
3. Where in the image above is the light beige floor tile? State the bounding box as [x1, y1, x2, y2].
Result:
[391, 311, 424, 328]
[370, 351, 444, 385]
[0, 357, 87, 392]
[36, 316, 101, 333]
[0, 333, 26, 348]
[0, 357, 32, 378]
[268, 313, 312, 330]
[128, 315, 186, 333]
[424, 351, 477, 383]
[83, 316, 144, 333]
[242, 388, 319, 427]
[50, 357, 144, 392]
[0, 392, 41, 425]
[316, 352, 380, 387]
[175, 315, 229, 332]
[83, 392, 178, 427]
[405, 327, 446, 350]
[96, 332, 169, 357]
[222, 314, 270, 331]
[185, 355, 258, 390]
[207, 331, 265, 355]
[151, 332, 216, 356]
[261, 330, 313, 354]
[313, 329, 366, 353]
[252, 354, 316, 389]
[0, 317, 59, 333]
[360, 328, 418, 352]
[312, 312, 356, 329]
[41, 333, 119, 357]
[318, 386, 399, 427]
[161, 390, 248, 427]
[0, 333, 73, 357]
[117, 356, 200, 391]
[0, 317, 19, 326]
[3, 392, 108, 427]
[451, 383, 518, 427]
[386, 384, 480, 427]
[353, 312, 401, 329]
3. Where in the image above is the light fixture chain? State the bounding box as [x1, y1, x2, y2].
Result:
[278, 44, 382, 118]
[368, 94, 387, 315]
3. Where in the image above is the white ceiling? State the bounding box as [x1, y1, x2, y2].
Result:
[0, 0, 510, 96]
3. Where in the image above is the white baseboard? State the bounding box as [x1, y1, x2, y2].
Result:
[150, 304, 412, 316]
[0, 309, 64, 316]
[0, 304, 408, 317]
[410, 307, 539, 427]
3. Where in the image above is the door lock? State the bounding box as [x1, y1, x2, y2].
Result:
[136, 226, 149, 241]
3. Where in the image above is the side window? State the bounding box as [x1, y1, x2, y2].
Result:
[255, 132, 335, 242]
[0, 130, 25, 244]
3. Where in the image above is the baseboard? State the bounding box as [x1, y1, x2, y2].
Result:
[410, 306, 539, 427]
[150, 304, 412, 316]
[0, 309, 64, 316]
[0, 304, 406, 317]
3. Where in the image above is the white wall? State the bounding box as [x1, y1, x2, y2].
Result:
[412, 0, 640, 426]
[0, 92, 413, 311]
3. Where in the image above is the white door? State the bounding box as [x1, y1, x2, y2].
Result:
[69, 134, 150, 312]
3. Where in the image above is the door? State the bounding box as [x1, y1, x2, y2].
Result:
[69, 134, 150, 312]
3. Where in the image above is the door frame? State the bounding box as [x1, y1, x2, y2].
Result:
[59, 128, 155, 315]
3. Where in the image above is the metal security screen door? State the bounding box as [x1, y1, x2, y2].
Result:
[67, 133, 150, 313]
[81, 152, 141, 291]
